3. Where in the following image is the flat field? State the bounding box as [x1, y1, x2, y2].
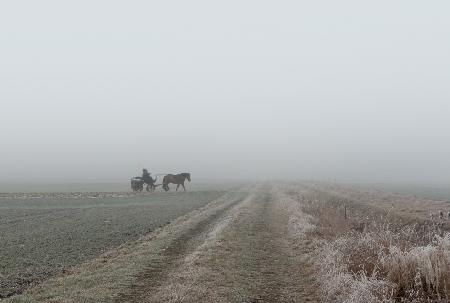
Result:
[4, 182, 450, 303]
[0, 188, 225, 298]
[351, 182, 450, 201]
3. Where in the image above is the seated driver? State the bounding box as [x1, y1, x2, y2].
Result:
[142, 169, 151, 181]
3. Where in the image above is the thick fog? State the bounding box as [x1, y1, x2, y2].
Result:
[1, 1, 450, 183]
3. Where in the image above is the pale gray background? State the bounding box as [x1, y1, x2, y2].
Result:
[1, 1, 449, 183]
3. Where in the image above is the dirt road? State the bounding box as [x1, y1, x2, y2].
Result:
[114, 184, 318, 303]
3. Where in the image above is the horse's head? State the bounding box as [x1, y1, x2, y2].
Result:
[183, 173, 191, 182]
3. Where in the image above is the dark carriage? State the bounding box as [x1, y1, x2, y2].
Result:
[130, 178, 145, 192]
[130, 174, 158, 192]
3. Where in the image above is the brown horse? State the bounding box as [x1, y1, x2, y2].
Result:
[162, 173, 191, 192]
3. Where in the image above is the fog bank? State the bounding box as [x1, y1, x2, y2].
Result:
[1, 1, 450, 183]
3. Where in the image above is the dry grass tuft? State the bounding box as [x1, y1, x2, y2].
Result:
[314, 228, 450, 302]
[281, 184, 450, 303]
[271, 186, 315, 240]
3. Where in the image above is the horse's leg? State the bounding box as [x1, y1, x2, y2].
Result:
[176, 184, 180, 191]
[182, 182, 186, 191]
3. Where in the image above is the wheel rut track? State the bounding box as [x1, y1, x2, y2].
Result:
[210, 188, 319, 303]
[114, 194, 246, 303]
[241, 191, 287, 302]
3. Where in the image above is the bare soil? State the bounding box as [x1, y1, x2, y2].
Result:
[0, 190, 224, 298]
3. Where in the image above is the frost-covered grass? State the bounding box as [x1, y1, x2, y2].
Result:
[279, 183, 450, 303]
[314, 227, 450, 302]
[283, 185, 450, 303]
[271, 185, 315, 240]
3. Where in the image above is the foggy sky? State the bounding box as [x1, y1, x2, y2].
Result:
[1, 1, 450, 183]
